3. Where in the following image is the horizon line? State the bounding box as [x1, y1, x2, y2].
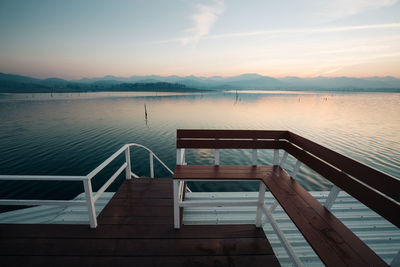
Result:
[1, 71, 400, 81]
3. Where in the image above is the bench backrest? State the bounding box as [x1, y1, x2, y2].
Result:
[177, 129, 287, 149]
[176, 129, 400, 228]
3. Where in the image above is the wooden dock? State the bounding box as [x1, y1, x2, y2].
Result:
[0, 178, 280, 266]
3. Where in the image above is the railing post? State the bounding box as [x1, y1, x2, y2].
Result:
[173, 179, 180, 229]
[214, 150, 220, 165]
[214, 138, 220, 166]
[125, 146, 131, 180]
[324, 185, 341, 211]
[182, 148, 186, 165]
[83, 179, 97, 228]
[273, 139, 279, 165]
[279, 151, 288, 167]
[291, 160, 302, 179]
[255, 182, 266, 227]
[252, 138, 258, 166]
[176, 149, 182, 165]
[149, 152, 154, 178]
[252, 149, 258, 166]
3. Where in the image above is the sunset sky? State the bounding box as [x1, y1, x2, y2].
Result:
[0, 0, 399, 79]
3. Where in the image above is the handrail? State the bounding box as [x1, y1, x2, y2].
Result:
[86, 145, 129, 180]
[126, 143, 174, 175]
[0, 175, 88, 181]
[0, 199, 87, 206]
[93, 162, 127, 202]
[0, 143, 173, 228]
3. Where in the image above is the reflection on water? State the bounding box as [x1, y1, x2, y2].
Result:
[224, 90, 315, 94]
[0, 91, 203, 102]
[0, 91, 399, 201]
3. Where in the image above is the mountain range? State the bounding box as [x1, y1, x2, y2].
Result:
[0, 72, 399, 93]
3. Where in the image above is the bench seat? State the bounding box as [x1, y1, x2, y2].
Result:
[174, 165, 273, 180]
[263, 166, 387, 266]
[173, 164, 387, 267]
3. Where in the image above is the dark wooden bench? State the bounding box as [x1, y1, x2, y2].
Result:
[174, 129, 399, 266]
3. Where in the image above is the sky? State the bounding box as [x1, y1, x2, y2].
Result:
[0, 0, 399, 79]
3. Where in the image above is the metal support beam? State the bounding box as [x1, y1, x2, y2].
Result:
[291, 160, 302, 179]
[131, 171, 139, 178]
[261, 200, 280, 225]
[279, 151, 288, 167]
[391, 251, 400, 267]
[262, 203, 303, 267]
[324, 185, 341, 211]
[255, 182, 266, 227]
[269, 200, 279, 213]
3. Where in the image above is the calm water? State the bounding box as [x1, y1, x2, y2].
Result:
[0, 91, 399, 202]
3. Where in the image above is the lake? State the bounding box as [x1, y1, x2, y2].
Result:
[0, 91, 399, 202]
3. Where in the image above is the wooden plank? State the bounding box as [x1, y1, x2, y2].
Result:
[0, 178, 280, 267]
[105, 198, 173, 207]
[177, 129, 288, 139]
[0, 224, 267, 239]
[177, 139, 284, 149]
[174, 165, 273, 180]
[0, 255, 281, 267]
[0, 237, 272, 256]
[100, 206, 172, 217]
[98, 215, 174, 225]
[125, 178, 172, 183]
[112, 189, 172, 199]
[174, 165, 271, 171]
[287, 131, 400, 202]
[285, 142, 400, 228]
[262, 167, 387, 267]
[118, 179, 172, 187]
[115, 185, 173, 192]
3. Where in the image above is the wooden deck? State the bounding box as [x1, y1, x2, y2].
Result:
[0, 178, 280, 266]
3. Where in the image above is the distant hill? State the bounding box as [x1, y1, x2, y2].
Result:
[0, 73, 209, 93]
[74, 73, 400, 91]
[0, 72, 399, 93]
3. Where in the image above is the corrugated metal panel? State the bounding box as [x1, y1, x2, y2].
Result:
[183, 191, 399, 266]
[0, 191, 398, 266]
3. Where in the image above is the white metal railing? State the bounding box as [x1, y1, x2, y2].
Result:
[0, 143, 173, 228]
[173, 146, 305, 267]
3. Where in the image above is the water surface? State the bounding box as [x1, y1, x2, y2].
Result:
[0, 91, 399, 202]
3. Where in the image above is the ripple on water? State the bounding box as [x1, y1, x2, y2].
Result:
[0, 92, 398, 200]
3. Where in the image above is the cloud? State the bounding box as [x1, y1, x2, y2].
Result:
[152, 23, 400, 45]
[181, 0, 225, 45]
[310, 51, 400, 76]
[317, 0, 398, 20]
[202, 23, 400, 40]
